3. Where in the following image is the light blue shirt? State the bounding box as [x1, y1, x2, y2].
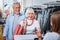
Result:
[3, 13, 25, 40]
[43, 32, 60, 40]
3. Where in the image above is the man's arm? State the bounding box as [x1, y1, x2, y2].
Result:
[3, 15, 9, 40]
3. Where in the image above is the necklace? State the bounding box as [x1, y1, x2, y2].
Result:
[26, 19, 34, 26]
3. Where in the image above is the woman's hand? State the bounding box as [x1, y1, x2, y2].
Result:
[3, 36, 6, 40]
[38, 37, 42, 40]
[35, 27, 42, 40]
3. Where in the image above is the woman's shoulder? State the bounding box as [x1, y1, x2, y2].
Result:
[43, 32, 59, 40]
[46, 32, 59, 36]
[34, 19, 39, 23]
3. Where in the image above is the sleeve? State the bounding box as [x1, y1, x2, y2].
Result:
[19, 20, 24, 26]
[35, 21, 40, 29]
[3, 15, 9, 36]
[19, 19, 26, 27]
[21, 14, 26, 20]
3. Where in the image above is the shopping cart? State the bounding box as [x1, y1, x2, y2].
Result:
[14, 35, 38, 40]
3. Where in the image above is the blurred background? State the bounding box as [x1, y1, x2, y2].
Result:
[0, 0, 59, 18]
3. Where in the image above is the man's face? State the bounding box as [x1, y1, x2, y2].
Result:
[13, 4, 20, 14]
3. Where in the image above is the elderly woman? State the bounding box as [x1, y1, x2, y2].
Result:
[15, 8, 42, 40]
[13, 8, 42, 40]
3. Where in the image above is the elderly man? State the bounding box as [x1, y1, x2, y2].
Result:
[3, 2, 25, 40]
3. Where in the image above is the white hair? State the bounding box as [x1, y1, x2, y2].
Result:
[25, 8, 35, 17]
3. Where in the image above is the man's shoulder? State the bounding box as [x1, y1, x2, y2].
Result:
[19, 13, 24, 16]
[19, 13, 25, 18]
[7, 13, 13, 18]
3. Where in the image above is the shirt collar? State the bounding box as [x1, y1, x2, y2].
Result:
[12, 13, 22, 16]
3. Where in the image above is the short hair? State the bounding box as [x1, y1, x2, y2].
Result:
[50, 11, 60, 34]
[25, 8, 35, 17]
[13, 2, 21, 7]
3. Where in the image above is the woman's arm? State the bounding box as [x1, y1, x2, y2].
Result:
[35, 21, 42, 40]
[35, 27, 42, 40]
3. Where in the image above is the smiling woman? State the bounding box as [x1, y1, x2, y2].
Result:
[13, 8, 42, 40]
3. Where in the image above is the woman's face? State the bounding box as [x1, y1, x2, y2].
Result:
[27, 12, 35, 20]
